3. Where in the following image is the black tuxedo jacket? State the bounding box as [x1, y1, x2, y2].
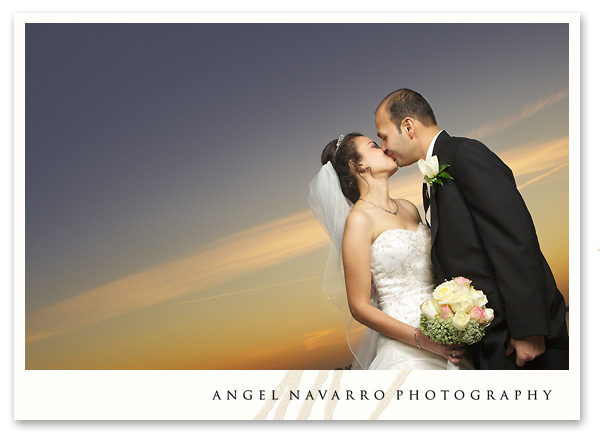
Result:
[427, 131, 569, 369]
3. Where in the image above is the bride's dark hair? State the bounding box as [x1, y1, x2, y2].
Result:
[321, 132, 364, 204]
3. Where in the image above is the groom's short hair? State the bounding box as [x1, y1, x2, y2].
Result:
[378, 89, 437, 130]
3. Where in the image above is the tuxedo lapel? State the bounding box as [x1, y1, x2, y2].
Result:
[429, 131, 448, 246]
[430, 185, 439, 245]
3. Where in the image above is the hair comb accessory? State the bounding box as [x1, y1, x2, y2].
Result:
[336, 134, 345, 148]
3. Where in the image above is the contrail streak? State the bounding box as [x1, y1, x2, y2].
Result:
[180, 276, 321, 304]
[517, 162, 569, 190]
[467, 89, 568, 139]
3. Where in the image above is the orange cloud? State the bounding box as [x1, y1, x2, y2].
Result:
[201, 327, 350, 369]
[502, 136, 568, 178]
[298, 329, 340, 352]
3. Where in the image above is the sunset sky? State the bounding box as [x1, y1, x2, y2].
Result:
[22, 20, 571, 370]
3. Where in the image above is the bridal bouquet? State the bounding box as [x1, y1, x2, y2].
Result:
[419, 277, 494, 345]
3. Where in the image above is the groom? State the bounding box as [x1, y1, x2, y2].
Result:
[374, 88, 569, 369]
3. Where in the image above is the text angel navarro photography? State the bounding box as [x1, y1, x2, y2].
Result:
[212, 388, 554, 402]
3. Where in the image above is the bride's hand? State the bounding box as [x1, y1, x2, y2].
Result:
[416, 328, 465, 365]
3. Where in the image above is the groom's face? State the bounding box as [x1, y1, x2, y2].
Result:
[375, 106, 411, 167]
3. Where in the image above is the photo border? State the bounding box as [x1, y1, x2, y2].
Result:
[13, 12, 580, 421]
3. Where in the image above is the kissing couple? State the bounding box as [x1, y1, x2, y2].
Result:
[309, 89, 569, 370]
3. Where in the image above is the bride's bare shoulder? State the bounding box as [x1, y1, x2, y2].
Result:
[343, 207, 375, 247]
[345, 206, 374, 232]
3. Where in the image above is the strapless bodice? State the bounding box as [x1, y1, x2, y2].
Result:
[370, 223, 437, 327]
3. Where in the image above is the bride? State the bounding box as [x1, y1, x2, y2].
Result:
[309, 132, 471, 370]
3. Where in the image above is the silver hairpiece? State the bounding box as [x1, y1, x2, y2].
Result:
[336, 134, 345, 148]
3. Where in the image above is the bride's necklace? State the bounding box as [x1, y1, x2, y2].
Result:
[359, 198, 399, 215]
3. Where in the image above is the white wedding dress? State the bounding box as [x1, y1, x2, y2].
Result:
[366, 223, 473, 370]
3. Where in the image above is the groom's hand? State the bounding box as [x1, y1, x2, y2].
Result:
[505, 336, 546, 367]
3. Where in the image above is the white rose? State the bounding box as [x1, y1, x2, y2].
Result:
[433, 281, 456, 304]
[420, 299, 440, 319]
[483, 308, 494, 324]
[469, 288, 488, 308]
[452, 311, 471, 331]
[449, 292, 472, 313]
[417, 155, 440, 179]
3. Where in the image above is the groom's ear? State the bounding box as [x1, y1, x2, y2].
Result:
[403, 117, 416, 139]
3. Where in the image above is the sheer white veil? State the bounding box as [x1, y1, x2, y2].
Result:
[308, 161, 380, 370]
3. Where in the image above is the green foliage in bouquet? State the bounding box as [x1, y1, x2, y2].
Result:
[419, 315, 486, 345]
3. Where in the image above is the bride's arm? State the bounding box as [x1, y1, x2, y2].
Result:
[342, 211, 464, 364]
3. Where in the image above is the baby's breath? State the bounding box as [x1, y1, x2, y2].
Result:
[420, 315, 486, 345]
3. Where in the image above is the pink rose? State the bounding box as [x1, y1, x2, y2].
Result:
[469, 306, 487, 323]
[453, 276, 472, 291]
[454, 276, 471, 285]
[440, 304, 454, 320]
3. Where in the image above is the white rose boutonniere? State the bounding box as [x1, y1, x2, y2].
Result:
[417, 155, 453, 186]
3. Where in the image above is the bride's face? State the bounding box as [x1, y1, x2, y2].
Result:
[353, 136, 398, 176]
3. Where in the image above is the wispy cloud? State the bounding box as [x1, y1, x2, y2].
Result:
[298, 329, 341, 352]
[180, 276, 320, 305]
[26, 211, 329, 343]
[501, 135, 568, 178]
[466, 90, 568, 139]
[26, 135, 568, 344]
[517, 163, 569, 190]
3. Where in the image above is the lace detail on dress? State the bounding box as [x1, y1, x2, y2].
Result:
[370, 223, 437, 328]
[365, 223, 474, 369]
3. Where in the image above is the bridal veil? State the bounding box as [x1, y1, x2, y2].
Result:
[308, 162, 379, 370]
